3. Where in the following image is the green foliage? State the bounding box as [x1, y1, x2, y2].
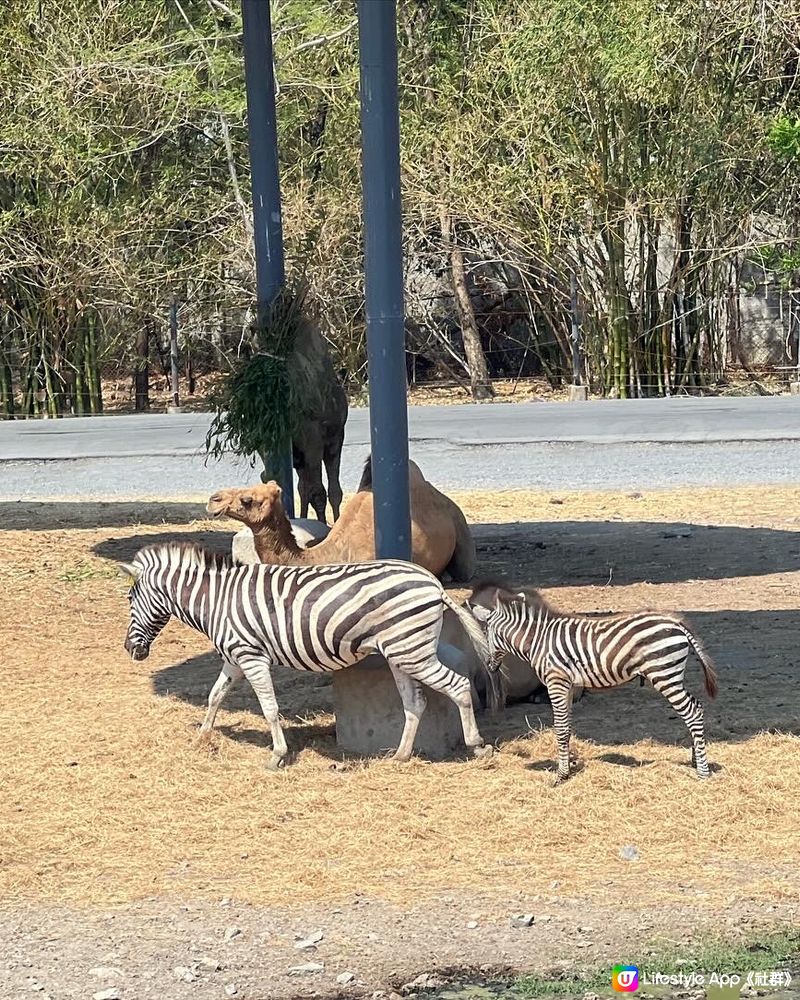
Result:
[205, 286, 308, 464]
[514, 927, 800, 998]
[767, 116, 800, 161]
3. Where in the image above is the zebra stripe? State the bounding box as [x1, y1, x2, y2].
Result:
[121, 543, 491, 769]
[468, 583, 718, 781]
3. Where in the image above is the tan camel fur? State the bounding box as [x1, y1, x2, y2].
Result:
[206, 460, 476, 581]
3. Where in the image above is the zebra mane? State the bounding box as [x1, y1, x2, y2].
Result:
[138, 541, 234, 572]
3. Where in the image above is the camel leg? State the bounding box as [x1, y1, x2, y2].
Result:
[323, 429, 345, 521]
[296, 427, 327, 522]
[293, 444, 315, 519]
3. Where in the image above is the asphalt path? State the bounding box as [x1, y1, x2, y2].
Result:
[1, 395, 799, 498]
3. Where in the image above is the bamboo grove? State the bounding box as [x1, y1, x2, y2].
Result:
[1, 0, 799, 417]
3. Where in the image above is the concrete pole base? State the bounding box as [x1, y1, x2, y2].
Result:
[790, 382, 800, 396]
[568, 384, 588, 401]
[167, 405, 184, 414]
[333, 656, 464, 760]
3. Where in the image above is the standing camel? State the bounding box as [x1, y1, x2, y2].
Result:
[260, 319, 347, 523]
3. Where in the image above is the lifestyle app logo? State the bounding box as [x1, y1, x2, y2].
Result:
[612, 965, 639, 992]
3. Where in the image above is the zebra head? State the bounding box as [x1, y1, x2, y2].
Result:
[119, 559, 171, 661]
[466, 581, 534, 661]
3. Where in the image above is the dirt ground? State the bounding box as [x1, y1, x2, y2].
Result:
[1, 487, 799, 999]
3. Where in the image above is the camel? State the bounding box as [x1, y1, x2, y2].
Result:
[259, 319, 347, 523]
[231, 517, 329, 564]
[206, 457, 476, 581]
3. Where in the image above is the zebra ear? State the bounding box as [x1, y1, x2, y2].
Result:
[119, 562, 141, 583]
[517, 592, 526, 602]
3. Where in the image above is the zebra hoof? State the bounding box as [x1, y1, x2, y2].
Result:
[472, 743, 494, 760]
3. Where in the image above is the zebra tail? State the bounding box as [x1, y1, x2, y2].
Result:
[681, 622, 719, 699]
[441, 592, 506, 715]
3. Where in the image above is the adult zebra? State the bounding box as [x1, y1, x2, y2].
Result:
[467, 582, 718, 782]
[120, 543, 492, 769]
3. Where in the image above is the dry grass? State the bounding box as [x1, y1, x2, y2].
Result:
[1, 487, 799, 913]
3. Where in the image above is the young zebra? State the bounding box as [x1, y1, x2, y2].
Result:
[119, 543, 492, 769]
[467, 582, 719, 781]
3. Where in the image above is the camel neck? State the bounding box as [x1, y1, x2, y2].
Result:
[250, 520, 308, 564]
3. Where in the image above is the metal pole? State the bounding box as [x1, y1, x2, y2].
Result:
[241, 0, 294, 516]
[569, 269, 582, 385]
[169, 296, 180, 410]
[357, 0, 411, 560]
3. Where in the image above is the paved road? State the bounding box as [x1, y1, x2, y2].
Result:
[1, 396, 799, 498]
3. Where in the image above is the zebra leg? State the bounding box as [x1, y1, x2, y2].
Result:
[387, 665, 427, 761]
[240, 659, 289, 770]
[546, 678, 574, 783]
[199, 660, 244, 737]
[650, 676, 710, 778]
[400, 657, 491, 759]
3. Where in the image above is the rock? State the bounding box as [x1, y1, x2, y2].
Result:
[466, 920, 478, 929]
[288, 961, 324, 975]
[199, 955, 222, 971]
[294, 930, 324, 950]
[336, 972, 356, 985]
[174, 965, 198, 983]
[220, 897, 232, 907]
[537, 914, 552, 923]
[401, 972, 443, 992]
[583, 992, 601, 1000]
[93, 991, 121, 1000]
[223, 926, 243, 942]
[224, 986, 238, 997]
[89, 967, 123, 979]
[510, 913, 535, 928]
[619, 845, 640, 862]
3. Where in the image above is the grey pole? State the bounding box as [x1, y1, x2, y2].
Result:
[241, 0, 294, 516]
[357, 0, 411, 560]
[569, 269, 582, 385]
[169, 296, 180, 411]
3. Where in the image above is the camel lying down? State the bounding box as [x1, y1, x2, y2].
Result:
[207, 457, 476, 581]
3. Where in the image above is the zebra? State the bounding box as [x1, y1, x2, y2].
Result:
[466, 581, 719, 781]
[119, 542, 493, 769]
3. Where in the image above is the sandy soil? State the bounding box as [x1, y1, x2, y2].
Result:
[1, 487, 799, 999]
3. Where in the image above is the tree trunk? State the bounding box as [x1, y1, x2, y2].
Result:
[439, 208, 494, 400]
[134, 322, 150, 412]
[0, 353, 14, 419]
[85, 310, 102, 413]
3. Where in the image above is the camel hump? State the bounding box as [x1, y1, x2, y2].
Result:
[358, 456, 426, 493]
[444, 500, 476, 582]
[357, 456, 373, 492]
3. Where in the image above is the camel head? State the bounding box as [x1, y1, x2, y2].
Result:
[206, 482, 285, 526]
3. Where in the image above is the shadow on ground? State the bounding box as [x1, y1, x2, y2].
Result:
[471, 520, 800, 588]
[0, 499, 208, 531]
[88, 517, 800, 586]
